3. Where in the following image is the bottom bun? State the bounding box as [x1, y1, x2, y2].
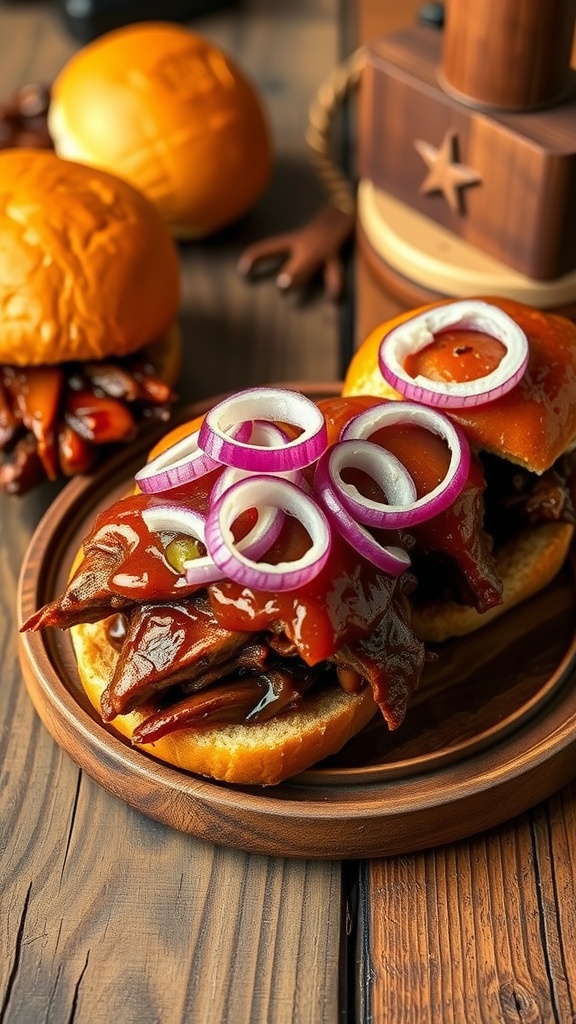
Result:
[70, 619, 379, 786]
[412, 522, 574, 643]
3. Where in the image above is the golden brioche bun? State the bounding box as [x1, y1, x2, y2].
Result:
[0, 149, 181, 367]
[343, 297, 576, 474]
[49, 22, 272, 239]
[412, 522, 574, 642]
[70, 616, 378, 786]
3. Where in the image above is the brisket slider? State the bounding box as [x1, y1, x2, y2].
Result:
[342, 297, 576, 640]
[22, 299, 576, 784]
[0, 148, 181, 494]
[22, 389, 428, 785]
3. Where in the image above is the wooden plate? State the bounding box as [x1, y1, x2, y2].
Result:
[17, 386, 576, 859]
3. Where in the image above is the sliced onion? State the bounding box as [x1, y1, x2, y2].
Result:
[135, 421, 251, 494]
[314, 439, 417, 528]
[378, 299, 529, 408]
[198, 387, 328, 472]
[209, 421, 305, 503]
[141, 505, 225, 586]
[205, 476, 331, 592]
[341, 402, 470, 527]
[314, 460, 411, 577]
[141, 501, 289, 586]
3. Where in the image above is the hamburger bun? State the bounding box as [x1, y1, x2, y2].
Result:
[411, 522, 573, 642]
[0, 149, 180, 367]
[70, 615, 378, 786]
[48, 22, 273, 239]
[343, 297, 576, 642]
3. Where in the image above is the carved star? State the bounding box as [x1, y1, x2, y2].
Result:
[414, 129, 481, 213]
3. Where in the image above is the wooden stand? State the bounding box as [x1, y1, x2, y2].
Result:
[357, 0, 576, 313]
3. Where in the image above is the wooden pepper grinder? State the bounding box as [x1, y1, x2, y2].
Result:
[357, 0, 576, 313]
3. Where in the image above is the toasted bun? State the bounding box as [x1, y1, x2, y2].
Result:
[343, 297, 576, 474]
[70, 617, 377, 786]
[49, 22, 272, 239]
[412, 522, 574, 642]
[0, 149, 180, 367]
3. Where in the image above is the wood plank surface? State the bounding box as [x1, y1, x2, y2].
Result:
[0, 3, 346, 1022]
[355, 3, 576, 1020]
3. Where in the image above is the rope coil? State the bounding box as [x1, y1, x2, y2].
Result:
[305, 47, 366, 217]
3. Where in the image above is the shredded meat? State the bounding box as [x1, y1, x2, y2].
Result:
[0, 355, 173, 495]
[101, 595, 255, 719]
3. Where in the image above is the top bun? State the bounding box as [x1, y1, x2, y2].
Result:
[0, 149, 180, 367]
[343, 297, 576, 474]
[48, 22, 273, 239]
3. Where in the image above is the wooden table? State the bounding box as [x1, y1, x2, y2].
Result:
[2, 2, 576, 1021]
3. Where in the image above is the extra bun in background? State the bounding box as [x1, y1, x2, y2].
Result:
[0, 148, 180, 367]
[48, 22, 273, 239]
[0, 148, 181, 494]
[343, 296, 576, 641]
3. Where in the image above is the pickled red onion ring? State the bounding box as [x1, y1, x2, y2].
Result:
[378, 299, 529, 408]
[341, 402, 470, 527]
[141, 503, 287, 586]
[314, 452, 411, 576]
[135, 421, 251, 494]
[209, 421, 304, 503]
[141, 505, 224, 585]
[205, 476, 331, 592]
[198, 387, 328, 472]
[314, 439, 417, 529]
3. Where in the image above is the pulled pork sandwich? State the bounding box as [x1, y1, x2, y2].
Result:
[343, 297, 576, 640]
[0, 148, 181, 494]
[22, 388, 428, 785]
[22, 300, 576, 783]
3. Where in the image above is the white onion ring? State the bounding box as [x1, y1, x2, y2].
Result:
[314, 439, 417, 529]
[141, 503, 288, 586]
[341, 402, 470, 527]
[141, 505, 224, 585]
[314, 457, 411, 577]
[378, 299, 529, 408]
[198, 387, 328, 472]
[205, 476, 331, 592]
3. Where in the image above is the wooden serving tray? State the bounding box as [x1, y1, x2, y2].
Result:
[17, 387, 576, 859]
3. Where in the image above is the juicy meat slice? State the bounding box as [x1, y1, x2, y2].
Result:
[101, 594, 255, 719]
[131, 663, 323, 744]
[22, 547, 133, 632]
[333, 594, 426, 730]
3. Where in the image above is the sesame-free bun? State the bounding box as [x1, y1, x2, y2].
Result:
[70, 616, 378, 786]
[0, 149, 181, 367]
[411, 522, 574, 643]
[343, 297, 576, 474]
[49, 22, 273, 239]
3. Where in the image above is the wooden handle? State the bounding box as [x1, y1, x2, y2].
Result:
[441, 0, 576, 110]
